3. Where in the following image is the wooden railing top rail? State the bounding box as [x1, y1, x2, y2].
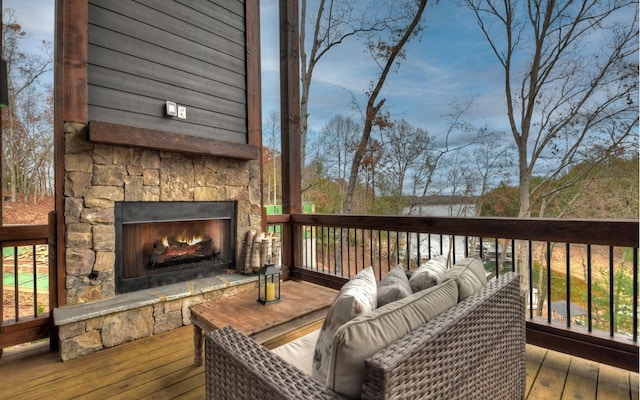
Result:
[273, 214, 638, 248]
[0, 224, 49, 242]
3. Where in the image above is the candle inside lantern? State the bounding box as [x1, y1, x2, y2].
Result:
[266, 282, 276, 302]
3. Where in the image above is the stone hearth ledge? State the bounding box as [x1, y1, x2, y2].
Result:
[54, 274, 257, 325]
[53, 274, 258, 361]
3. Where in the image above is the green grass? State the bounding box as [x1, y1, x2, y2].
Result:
[2, 247, 29, 258]
[2, 272, 49, 290]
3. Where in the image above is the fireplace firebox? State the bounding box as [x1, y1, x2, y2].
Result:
[115, 201, 236, 294]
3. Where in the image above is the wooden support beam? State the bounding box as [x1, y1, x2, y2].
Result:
[246, 0, 262, 148]
[279, 0, 302, 274]
[60, 0, 88, 123]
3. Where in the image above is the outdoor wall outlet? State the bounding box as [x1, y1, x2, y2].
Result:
[165, 101, 177, 117]
[177, 105, 187, 120]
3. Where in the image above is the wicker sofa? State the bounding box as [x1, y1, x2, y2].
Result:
[205, 271, 525, 400]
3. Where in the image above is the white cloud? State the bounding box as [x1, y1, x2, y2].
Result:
[5, 0, 54, 45]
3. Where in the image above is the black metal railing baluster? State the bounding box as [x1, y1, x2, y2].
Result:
[14, 246, 19, 322]
[314, 226, 319, 272]
[566, 243, 571, 328]
[369, 229, 374, 271]
[587, 244, 593, 332]
[495, 238, 500, 278]
[346, 228, 351, 278]
[452, 235, 457, 264]
[511, 239, 516, 272]
[529, 240, 534, 319]
[359, 229, 364, 274]
[33, 245, 38, 317]
[416, 233, 421, 267]
[354, 229, 359, 276]
[464, 236, 468, 258]
[397, 231, 401, 265]
[547, 241, 552, 323]
[378, 230, 383, 276]
[609, 246, 615, 337]
[322, 226, 327, 273]
[633, 248, 638, 342]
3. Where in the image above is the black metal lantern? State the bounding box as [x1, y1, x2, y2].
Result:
[257, 262, 281, 305]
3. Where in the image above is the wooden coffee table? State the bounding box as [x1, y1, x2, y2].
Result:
[189, 280, 337, 365]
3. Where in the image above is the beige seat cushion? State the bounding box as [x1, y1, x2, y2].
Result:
[271, 329, 320, 376]
[326, 278, 459, 399]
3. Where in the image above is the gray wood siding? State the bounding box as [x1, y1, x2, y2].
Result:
[87, 0, 247, 143]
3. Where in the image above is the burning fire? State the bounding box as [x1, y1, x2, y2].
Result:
[162, 233, 204, 247]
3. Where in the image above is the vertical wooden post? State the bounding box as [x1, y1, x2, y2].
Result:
[279, 0, 301, 275]
[48, 211, 59, 350]
[0, 0, 4, 227]
[0, 0, 4, 335]
[55, 0, 88, 307]
[246, 0, 262, 149]
[246, 0, 265, 233]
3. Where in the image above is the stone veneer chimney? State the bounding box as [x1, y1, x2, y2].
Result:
[63, 122, 262, 305]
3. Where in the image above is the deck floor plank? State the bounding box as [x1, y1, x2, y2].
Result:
[0, 325, 637, 400]
[528, 349, 572, 399]
[102, 356, 203, 400]
[1, 329, 190, 398]
[561, 357, 599, 400]
[58, 345, 195, 399]
[597, 363, 633, 400]
[526, 344, 547, 396]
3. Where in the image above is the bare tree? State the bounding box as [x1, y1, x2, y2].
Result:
[263, 110, 281, 206]
[344, 0, 430, 214]
[361, 137, 384, 213]
[410, 99, 485, 215]
[471, 132, 514, 217]
[318, 114, 360, 213]
[378, 118, 434, 215]
[299, 0, 386, 172]
[463, 0, 639, 218]
[2, 9, 53, 203]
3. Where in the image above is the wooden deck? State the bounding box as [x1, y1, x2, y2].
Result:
[0, 325, 637, 399]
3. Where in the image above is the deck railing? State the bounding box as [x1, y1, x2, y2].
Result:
[268, 214, 638, 371]
[0, 223, 52, 353]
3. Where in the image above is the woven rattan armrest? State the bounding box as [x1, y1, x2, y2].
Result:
[361, 272, 525, 400]
[205, 325, 346, 400]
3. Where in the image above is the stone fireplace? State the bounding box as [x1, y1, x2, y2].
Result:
[62, 122, 261, 304]
[54, 122, 262, 361]
[115, 201, 236, 294]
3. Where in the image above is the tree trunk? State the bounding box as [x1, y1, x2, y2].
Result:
[345, 0, 428, 214]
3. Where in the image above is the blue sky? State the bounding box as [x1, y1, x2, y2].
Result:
[260, 1, 510, 146]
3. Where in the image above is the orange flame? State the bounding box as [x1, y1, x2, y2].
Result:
[161, 233, 204, 247]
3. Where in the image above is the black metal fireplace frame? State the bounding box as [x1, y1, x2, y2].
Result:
[114, 201, 237, 294]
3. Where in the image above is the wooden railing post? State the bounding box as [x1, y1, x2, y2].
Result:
[279, 0, 302, 274]
[48, 211, 59, 351]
